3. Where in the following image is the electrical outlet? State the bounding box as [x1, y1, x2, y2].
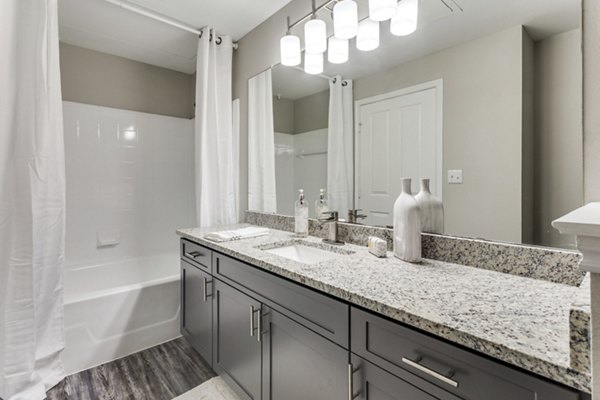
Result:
[448, 169, 463, 184]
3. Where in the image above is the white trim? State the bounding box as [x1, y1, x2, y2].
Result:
[353, 79, 444, 209]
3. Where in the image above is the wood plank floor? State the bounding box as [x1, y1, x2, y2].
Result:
[47, 338, 215, 400]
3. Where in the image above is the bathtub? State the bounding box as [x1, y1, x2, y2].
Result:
[62, 254, 181, 375]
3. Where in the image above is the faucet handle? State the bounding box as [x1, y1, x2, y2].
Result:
[319, 210, 339, 221]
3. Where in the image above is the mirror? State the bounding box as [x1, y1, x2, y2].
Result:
[249, 0, 582, 250]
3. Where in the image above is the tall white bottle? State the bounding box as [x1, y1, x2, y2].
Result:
[415, 178, 444, 234]
[393, 178, 422, 263]
[295, 189, 309, 237]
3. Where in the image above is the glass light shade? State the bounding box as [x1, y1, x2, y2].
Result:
[304, 19, 327, 54]
[328, 37, 349, 64]
[391, 0, 419, 36]
[280, 35, 301, 66]
[304, 52, 323, 75]
[369, 0, 397, 21]
[333, 0, 358, 39]
[356, 19, 379, 51]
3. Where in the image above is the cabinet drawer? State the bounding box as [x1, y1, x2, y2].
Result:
[214, 252, 349, 348]
[351, 307, 583, 400]
[181, 239, 212, 272]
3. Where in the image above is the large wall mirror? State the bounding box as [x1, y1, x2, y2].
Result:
[248, 0, 582, 250]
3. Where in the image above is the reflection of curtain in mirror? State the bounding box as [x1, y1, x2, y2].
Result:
[0, 0, 66, 398]
[195, 28, 238, 227]
[327, 76, 354, 215]
[248, 69, 277, 213]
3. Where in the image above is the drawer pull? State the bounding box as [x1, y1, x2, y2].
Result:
[401, 357, 459, 388]
[186, 251, 204, 259]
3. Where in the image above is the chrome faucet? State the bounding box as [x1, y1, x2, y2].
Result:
[347, 209, 368, 224]
[318, 211, 344, 245]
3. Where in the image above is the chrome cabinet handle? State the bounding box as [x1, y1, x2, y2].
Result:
[401, 357, 459, 388]
[256, 306, 263, 343]
[250, 306, 256, 337]
[202, 278, 212, 302]
[348, 363, 353, 400]
[186, 251, 203, 259]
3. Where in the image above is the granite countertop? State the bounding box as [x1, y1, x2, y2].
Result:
[177, 224, 590, 393]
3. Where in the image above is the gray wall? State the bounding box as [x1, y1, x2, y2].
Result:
[294, 90, 329, 134]
[533, 29, 583, 248]
[353, 26, 527, 243]
[60, 43, 195, 119]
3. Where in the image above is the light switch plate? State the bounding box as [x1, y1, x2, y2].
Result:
[448, 169, 463, 184]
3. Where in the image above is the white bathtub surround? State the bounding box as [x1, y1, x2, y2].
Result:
[416, 178, 444, 234]
[62, 254, 180, 374]
[327, 76, 354, 214]
[248, 69, 277, 213]
[553, 202, 600, 396]
[175, 377, 240, 400]
[393, 178, 422, 263]
[0, 1, 66, 398]
[196, 28, 239, 227]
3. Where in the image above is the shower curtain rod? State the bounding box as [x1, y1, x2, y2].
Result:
[102, 0, 239, 49]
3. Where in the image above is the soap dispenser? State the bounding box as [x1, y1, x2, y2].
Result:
[295, 189, 309, 237]
[315, 189, 329, 219]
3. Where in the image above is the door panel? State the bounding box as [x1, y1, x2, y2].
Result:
[181, 260, 213, 364]
[357, 85, 441, 227]
[213, 279, 262, 400]
[263, 308, 348, 400]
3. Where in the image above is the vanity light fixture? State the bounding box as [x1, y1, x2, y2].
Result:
[391, 0, 419, 36]
[333, 0, 358, 39]
[356, 18, 380, 51]
[369, 0, 398, 21]
[280, 32, 301, 66]
[305, 18, 327, 53]
[328, 36, 349, 64]
[304, 52, 324, 74]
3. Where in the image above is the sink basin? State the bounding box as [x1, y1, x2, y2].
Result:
[264, 243, 342, 264]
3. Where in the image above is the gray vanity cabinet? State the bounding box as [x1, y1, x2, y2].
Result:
[213, 279, 263, 400]
[262, 307, 349, 400]
[180, 260, 213, 364]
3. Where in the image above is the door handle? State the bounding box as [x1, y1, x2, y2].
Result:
[401, 356, 459, 388]
[202, 277, 212, 302]
[348, 363, 353, 400]
[250, 306, 256, 337]
[256, 306, 263, 343]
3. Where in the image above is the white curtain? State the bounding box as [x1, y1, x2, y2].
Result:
[195, 28, 238, 227]
[232, 98, 241, 222]
[327, 76, 354, 215]
[248, 69, 277, 213]
[0, 1, 66, 399]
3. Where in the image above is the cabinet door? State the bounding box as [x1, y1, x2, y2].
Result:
[213, 279, 263, 400]
[263, 307, 349, 400]
[351, 355, 461, 400]
[181, 260, 213, 364]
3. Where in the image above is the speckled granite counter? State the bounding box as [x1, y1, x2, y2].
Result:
[177, 224, 591, 393]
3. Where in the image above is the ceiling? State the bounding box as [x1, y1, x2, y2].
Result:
[58, 0, 292, 74]
[273, 0, 581, 100]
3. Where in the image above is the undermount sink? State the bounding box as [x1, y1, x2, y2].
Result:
[261, 241, 351, 264]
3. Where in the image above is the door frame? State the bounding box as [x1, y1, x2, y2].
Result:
[354, 79, 444, 211]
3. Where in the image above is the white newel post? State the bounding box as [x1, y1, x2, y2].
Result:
[554, 203, 600, 397]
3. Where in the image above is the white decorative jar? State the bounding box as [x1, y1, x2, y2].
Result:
[415, 178, 444, 234]
[393, 178, 422, 263]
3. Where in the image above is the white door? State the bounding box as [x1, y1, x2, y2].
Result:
[356, 81, 442, 227]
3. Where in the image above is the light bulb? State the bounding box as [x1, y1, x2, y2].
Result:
[369, 0, 397, 22]
[356, 19, 379, 51]
[280, 35, 301, 66]
[391, 0, 419, 36]
[333, 0, 358, 39]
[328, 37, 348, 64]
[304, 19, 327, 54]
[304, 52, 323, 75]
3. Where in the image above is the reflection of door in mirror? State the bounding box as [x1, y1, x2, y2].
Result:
[356, 80, 442, 228]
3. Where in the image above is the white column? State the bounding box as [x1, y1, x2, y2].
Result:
[554, 203, 600, 396]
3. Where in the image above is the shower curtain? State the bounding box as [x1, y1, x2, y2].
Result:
[0, 0, 66, 399]
[248, 69, 277, 213]
[327, 76, 354, 215]
[195, 28, 239, 227]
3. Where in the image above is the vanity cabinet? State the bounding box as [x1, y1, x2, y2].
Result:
[180, 239, 589, 400]
[180, 259, 213, 364]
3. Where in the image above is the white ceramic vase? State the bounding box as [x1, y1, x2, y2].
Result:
[415, 178, 444, 234]
[393, 178, 422, 263]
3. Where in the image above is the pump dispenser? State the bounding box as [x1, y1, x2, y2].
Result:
[315, 189, 329, 219]
[295, 189, 309, 237]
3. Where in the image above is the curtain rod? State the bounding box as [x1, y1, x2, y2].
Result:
[102, 0, 239, 50]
